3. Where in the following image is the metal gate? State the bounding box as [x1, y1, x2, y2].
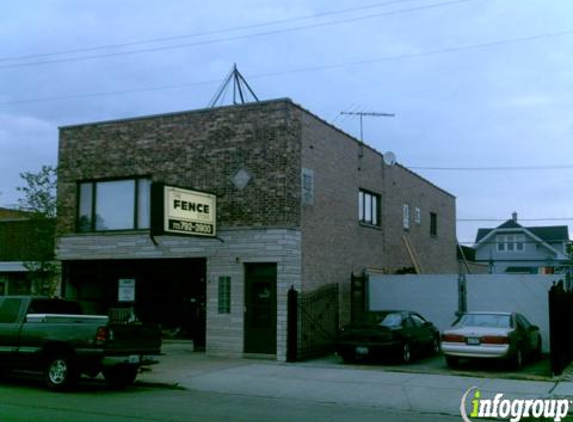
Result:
[549, 278, 573, 375]
[287, 283, 339, 361]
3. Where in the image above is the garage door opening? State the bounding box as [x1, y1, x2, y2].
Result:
[63, 258, 207, 347]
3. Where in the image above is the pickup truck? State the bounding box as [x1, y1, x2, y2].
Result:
[0, 296, 162, 390]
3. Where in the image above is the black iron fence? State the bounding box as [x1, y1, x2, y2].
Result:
[350, 272, 367, 322]
[287, 283, 339, 362]
[548, 279, 573, 376]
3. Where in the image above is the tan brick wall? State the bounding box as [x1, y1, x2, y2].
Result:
[57, 100, 302, 235]
[384, 165, 457, 274]
[56, 98, 457, 356]
[299, 109, 457, 324]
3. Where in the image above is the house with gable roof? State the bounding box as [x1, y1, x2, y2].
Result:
[474, 212, 572, 274]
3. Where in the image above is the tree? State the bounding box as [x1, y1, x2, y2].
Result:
[17, 165, 57, 218]
[16, 165, 58, 296]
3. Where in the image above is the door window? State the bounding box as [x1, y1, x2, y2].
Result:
[410, 314, 427, 328]
[0, 298, 23, 323]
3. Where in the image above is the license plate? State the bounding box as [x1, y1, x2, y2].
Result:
[467, 337, 480, 346]
[356, 346, 369, 355]
[128, 355, 141, 364]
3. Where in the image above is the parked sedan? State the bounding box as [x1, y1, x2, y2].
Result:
[336, 310, 440, 364]
[441, 311, 542, 369]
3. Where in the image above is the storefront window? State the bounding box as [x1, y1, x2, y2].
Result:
[77, 178, 150, 232]
[96, 180, 135, 230]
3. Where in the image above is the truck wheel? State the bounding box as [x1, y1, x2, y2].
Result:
[103, 365, 139, 388]
[44, 353, 78, 391]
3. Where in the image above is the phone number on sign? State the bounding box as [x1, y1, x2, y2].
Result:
[169, 220, 214, 234]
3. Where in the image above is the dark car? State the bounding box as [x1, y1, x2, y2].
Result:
[336, 310, 440, 364]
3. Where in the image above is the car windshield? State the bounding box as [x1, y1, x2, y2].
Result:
[353, 312, 403, 328]
[28, 299, 84, 315]
[456, 313, 511, 328]
[379, 313, 403, 328]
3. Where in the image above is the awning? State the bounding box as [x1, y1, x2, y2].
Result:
[0, 262, 28, 272]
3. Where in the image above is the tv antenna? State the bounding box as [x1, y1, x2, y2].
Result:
[340, 111, 395, 142]
[208, 64, 260, 108]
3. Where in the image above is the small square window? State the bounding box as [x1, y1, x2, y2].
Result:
[415, 207, 421, 224]
[359, 189, 381, 226]
[403, 204, 410, 230]
[302, 168, 314, 206]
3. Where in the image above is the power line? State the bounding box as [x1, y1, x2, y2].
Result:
[409, 164, 573, 171]
[4, 27, 573, 106]
[0, 0, 478, 70]
[0, 0, 423, 63]
[457, 239, 572, 245]
[458, 218, 573, 222]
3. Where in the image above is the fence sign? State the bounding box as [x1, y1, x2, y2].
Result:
[118, 278, 136, 302]
[151, 183, 217, 238]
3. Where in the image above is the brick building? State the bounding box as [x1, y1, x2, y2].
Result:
[0, 208, 56, 295]
[56, 98, 457, 361]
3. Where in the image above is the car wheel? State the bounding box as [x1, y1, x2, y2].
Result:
[445, 356, 458, 368]
[338, 351, 355, 364]
[102, 365, 139, 388]
[44, 352, 78, 391]
[401, 343, 412, 364]
[533, 335, 542, 360]
[432, 337, 441, 355]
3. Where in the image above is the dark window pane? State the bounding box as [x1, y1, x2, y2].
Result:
[78, 183, 93, 232]
[430, 212, 438, 236]
[0, 298, 22, 323]
[372, 196, 378, 225]
[95, 180, 135, 230]
[137, 179, 151, 229]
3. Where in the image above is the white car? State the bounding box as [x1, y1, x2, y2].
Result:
[441, 312, 542, 369]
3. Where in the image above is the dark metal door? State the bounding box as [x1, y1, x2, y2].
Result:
[244, 263, 277, 354]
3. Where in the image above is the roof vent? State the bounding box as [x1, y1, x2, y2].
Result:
[512, 211, 518, 222]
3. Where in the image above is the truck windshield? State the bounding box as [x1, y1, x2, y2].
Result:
[28, 299, 84, 315]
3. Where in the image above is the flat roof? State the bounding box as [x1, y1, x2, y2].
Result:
[59, 97, 455, 199]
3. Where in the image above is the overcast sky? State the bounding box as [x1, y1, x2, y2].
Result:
[1, 0, 572, 245]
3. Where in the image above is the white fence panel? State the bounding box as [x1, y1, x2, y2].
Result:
[368, 274, 459, 332]
[368, 273, 559, 353]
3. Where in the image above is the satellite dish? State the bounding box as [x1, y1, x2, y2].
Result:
[383, 151, 397, 166]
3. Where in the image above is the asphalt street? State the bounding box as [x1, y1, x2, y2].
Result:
[0, 375, 461, 422]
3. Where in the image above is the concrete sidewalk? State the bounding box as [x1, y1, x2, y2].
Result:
[137, 341, 573, 417]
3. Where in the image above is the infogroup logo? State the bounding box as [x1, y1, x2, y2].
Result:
[460, 386, 570, 422]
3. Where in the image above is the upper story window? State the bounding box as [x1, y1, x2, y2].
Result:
[359, 189, 380, 226]
[403, 204, 410, 230]
[430, 212, 438, 237]
[301, 168, 314, 206]
[496, 234, 525, 252]
[77, 178, 151, 232]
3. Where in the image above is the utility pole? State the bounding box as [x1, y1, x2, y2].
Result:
[340, 111, 395, 143]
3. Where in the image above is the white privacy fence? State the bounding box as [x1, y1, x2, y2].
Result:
[367, 274, 561, 352]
